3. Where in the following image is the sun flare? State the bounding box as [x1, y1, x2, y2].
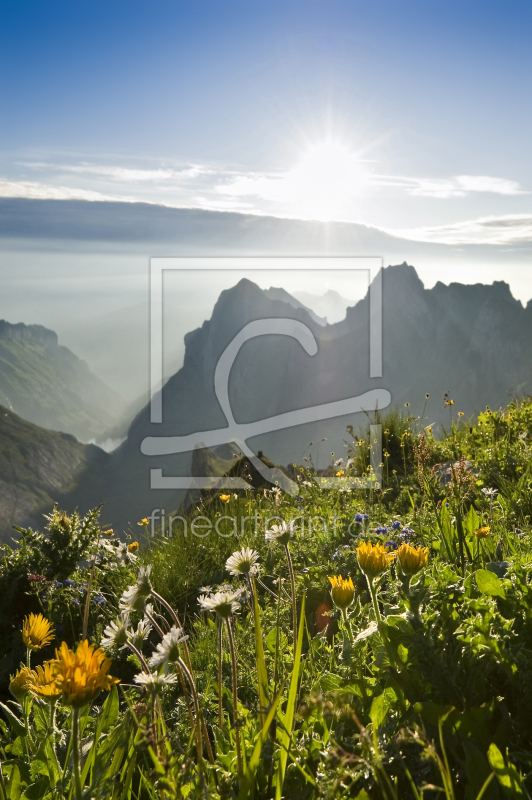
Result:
[287, 140, 370, 221]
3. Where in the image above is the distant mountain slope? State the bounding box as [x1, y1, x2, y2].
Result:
[0, 320, 125, 441]
[0, 406, 109, 542]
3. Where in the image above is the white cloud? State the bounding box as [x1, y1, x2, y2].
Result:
[374, 174, 526, 198]
[0, 179, 136, 203]
[388, 214, 532, 245]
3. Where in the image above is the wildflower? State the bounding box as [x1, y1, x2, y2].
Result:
[101, 612, 131, 651]
[226, 547, 260, 577]
[198, 588, 244, 619]
[475, 526, 490, 539]
[9, 667, 34, 701]
[120, 566, 153, 612]
[219, 494, 231, 503]
[385, 540, 399, 550]
[27, 661, 62, 700]
[72, 598, 80, 606]
[128, 618, 152, 650]
[64, 579, 76, 587]
[28, 574, 45, 582]
[391, 520, 402, 530]
[397, 544, 429, 575]
[199, 585, 213, 594]
[138, 518, 149, 527]
[116, 542, 138, 565]
[128, 541, 139, 552]
[93, 595, 106, 606]
[52, 640, 119, 707]
[265, 520, 296, 546]
[425, 393, 430, 399]
[336, 470, 345, 477]
[134, 671, 178, 693]
[22, 613, 54, 650]
[400, 527, 414, 540]
[481, 487, 498, 499]
[104, 529, 114, 536]
[55, 581, 63, 589]
[445, 400, 454, 406]
[375, 526, 388, 535]
[149, 626, 188, 668]
[354, 513, 369, 523]
[356, 542, 395, 579]
[328, 576, 355, 610]
[458, 411, 464, 417]
[426, 426, 433, 433]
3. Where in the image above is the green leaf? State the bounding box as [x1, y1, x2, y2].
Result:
[476, 570, 506, 599]
[370, 693, 389, 731]
[487, 743, 525, 797]
[0, 702, 26, 737]
[266, 626, 288, 655]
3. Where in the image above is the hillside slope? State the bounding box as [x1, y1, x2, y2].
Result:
[0, 405, 109, 541]
[0, 320, 124, 441]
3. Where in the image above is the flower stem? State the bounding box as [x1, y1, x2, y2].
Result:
[367, 575, 398, 670]
[224, 618, 243, 785]
[218, 618, 223, 728]
[71, 707, 82, 800]
[341, 608, 354, 643]
[285, 544, 298, 648]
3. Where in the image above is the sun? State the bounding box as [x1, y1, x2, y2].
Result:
[286, 140, 370, 221]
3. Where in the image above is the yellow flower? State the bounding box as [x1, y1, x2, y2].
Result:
[356, 542, 395, 579]
[128, 541, 139, 552]
[219, 494, 231, 503]
[475, 526, 490, 539]
[458, 411, 464, 417]
[27, 661, 62, 700]
[335, 470, 345, 477]
[104, 529, 114, 536]
[445, 400, 454, 406]
[328, 575, 355, 610]
[52, 640, 119, 707]
[426, 426, 433, 433]
[138, 518, 149, 527]
[9, 667, 35, 701]
[22, 613, 54, 650]
[397, 544, 429, 576]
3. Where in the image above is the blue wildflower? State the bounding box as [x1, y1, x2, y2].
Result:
[385, 540, 399, 550]
[375, 527, 388, 534]
[72, 597, 80, 606]
[400, 527, 414, 541]
[354, 513, 369, 523]
[93, 595, 105, 606]
[391, 521, 402, 530]
[64, 579, 76, 587]
[333, 549, 340, 561]
[55, 581, 63, 589]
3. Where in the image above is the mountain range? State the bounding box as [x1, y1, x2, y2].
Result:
[1, 261, 532, 538]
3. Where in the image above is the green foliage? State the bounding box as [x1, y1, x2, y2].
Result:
[4, 397, 532, 797]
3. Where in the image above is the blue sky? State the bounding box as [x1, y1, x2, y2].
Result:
[1, 0, 532, 243]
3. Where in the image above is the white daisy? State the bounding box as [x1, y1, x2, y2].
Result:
[265, 520, 296, 546]
[120, 566, 153, 612]
[134, 671, 178, 693]
[128, 618, 152, 650]
[198, 588, 244, 619]
[225, 547, 260, 577]
[101, 611, 131, 651]
[148, 626, 188, 669]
